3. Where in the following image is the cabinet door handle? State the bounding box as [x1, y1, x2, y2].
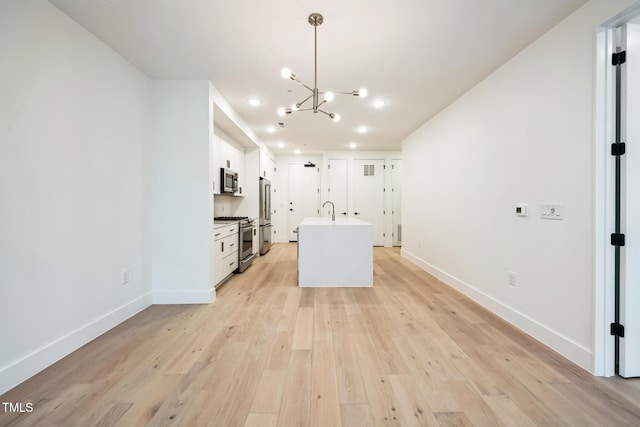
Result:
[229, 243, 235, 247]
[230, 228, 235, 232]
[354, 212, 360, 215]
[221, 242, 224, 252]
[341, 212, 347, 215]
[215, 232, 221, 237]
[229, 261, 235, 266]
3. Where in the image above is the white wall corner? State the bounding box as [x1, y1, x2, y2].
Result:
[0, 293, 153, 396]
[401, 249, 594, 372]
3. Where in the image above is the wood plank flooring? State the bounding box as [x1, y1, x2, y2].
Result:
[1, 243, 640, 426]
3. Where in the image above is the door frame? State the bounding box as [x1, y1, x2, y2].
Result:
[594, 4, 640, 377]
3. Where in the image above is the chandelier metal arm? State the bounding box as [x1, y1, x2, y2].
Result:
[292, 77, 314, 93]
[295, 94, 314, 108]
[318, 109, 335, 118]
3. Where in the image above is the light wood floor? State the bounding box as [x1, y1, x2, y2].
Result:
[2, 244, 640, 426]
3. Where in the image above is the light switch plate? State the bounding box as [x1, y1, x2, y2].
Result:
[540, 204, 563, 220]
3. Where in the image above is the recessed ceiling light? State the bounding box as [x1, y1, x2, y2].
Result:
[267, 126, 276, 133]
[277, 142, 285, 148]
[294, 149, 301, 154]
[348, 142, 358, 149]
[371, 98, 386, 108]
[248, 97, 262, 107]
[357, 126, 367, 134]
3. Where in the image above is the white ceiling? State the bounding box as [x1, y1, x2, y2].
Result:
[49, 0, 587, 155]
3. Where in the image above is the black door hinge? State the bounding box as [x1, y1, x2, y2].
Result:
[611, 233, 626, 246]
[611, 323, 625, 337]
[612, 51, 627, 66]
[612, 142, 626, 156]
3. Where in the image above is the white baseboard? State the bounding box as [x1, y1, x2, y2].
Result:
[0, 293, 153, 396]
[401, 249, 593, 372]
[152, 288, 216, 304]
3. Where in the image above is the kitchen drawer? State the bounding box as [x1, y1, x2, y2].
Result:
[213, 223, 238, 240]
[214, 248, 238, 285]
[222, 251, 238, 275]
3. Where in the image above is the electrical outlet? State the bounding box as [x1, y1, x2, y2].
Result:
[508, 271, 517, 287]
[121, 270, 130, 285]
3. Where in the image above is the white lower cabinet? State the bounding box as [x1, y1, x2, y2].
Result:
[213, 223, 239, 286]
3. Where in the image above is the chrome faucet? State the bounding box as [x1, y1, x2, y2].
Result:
[322, 201, 335, 222]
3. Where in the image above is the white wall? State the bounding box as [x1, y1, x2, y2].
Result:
[150, 80, 215, 304]
[0, 0, 152, 394]
[402, 0, 636, 373]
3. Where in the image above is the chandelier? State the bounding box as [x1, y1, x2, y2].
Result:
[277, 13, 367, 122]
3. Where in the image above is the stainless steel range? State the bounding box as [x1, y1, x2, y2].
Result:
[214, 216, 256, 272]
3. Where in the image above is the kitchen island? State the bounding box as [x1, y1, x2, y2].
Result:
[297, 217, 373, 287]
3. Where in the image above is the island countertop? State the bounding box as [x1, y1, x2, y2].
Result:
[298, 217, 372, 226]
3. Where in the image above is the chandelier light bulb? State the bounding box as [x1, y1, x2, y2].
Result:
[267, 126, 276, 133]
[291, 103, 299, 111]
[277, 107, 286, 117]
[248, 97, 262, 107]
[294, 149, 301, 154]
[357, 126, 367, 134]
[332, 113, 341, 123]
[358, 88, 368, 98]
[281, 68, 293, 80]
[324, 91, 335, 102]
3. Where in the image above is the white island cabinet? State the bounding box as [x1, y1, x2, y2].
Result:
[297, 217, 373, 287]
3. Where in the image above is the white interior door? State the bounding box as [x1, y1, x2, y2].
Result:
[620, 23, 640, 378]
[288, 163, 319, 241]
[353, 159, 385, 246]
[327, 159, 348, 218]
[391, 159, 402, 246]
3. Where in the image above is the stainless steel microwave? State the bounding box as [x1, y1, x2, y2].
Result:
[221, 168, 238, 194]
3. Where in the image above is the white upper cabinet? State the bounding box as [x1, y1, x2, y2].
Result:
[259, 149, 275, 181]
[220, 138, 234, 170]
[234, 146, 245, 196]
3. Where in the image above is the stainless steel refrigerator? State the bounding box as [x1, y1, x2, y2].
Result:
[259, 177, 272, 254]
